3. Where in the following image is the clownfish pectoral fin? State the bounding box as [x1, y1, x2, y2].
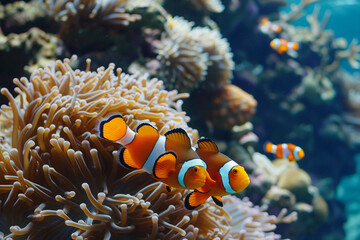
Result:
[135, 123, 159, 137]
[287, 154, 296, 162]
[211, 196, 223, 207]
[184, 190, 210, 210]
[153, 152, 177, 179]
[164, 128, 191, 147]
[117, 147, 141, 169]
[99, 114, 127, 141]
[196, 138, 219, 153]
[166, 185, 173, 192]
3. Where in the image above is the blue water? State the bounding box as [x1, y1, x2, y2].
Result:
[285, 0, 360, 73]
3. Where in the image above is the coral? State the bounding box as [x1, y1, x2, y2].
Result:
[155, 16, 208, 92]
[193, 84, 257, 131]
[0, 27, 64, 76]
[223, 196, 297, 239]
[277, 167, 312, 202]
[41, 0, 141, 27]
[280, 0, 319, 23]
[189, 0, 225, 13]
[190, 27, 234, 88]
[0, 1, 47, 33]
[0, 56, 297, 239]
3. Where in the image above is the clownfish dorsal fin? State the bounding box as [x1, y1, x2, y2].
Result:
[135, 123, 159, 137]
[196, 138, 219, 153]
[184, 190, 210, 210]
[99, 114, 127, 141]
[211, 196, 223, 207]
[117, 147, 142, 169]
[153, 152, 177, 179]
[164, 128, 191, 147]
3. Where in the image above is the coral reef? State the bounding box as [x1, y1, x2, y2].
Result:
[190, 84, 257, 131]
[41, 0, 141, 26]
[0, 57, 296, 239]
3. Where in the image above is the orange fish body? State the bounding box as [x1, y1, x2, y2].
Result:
[184, 138, 250, 210]
[99, 115, 207, 190]
[260, 17, 282, 34]
[264, 141, 305, 162]
[270, 38, 299, 54]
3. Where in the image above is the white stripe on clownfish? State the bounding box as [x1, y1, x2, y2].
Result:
[143, 135, 166, 174]
[178, 158, 207, 188]
[219, 160, 238, 194]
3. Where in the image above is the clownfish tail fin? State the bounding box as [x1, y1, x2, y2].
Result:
[263, 141, 273, 153]
[184, 190, 210, 210]
[98, 114, 128, 142]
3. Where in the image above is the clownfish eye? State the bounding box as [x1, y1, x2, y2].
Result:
[232, 169, 238, 174]
[193, 166, 199, 172]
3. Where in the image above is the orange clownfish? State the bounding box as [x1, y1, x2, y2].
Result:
[184, 138, 250, 210]
[98, 115, 208, 190]
[260, 17, 282, 34]
[270, 38, 300, 55]
[264, 142, 305, 162]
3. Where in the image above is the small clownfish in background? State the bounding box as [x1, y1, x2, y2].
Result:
[184, 138, 250, 210]
[98, 114, 208, 191]
[259, 17, 282, 34]
[264, 142, 305, 162]
[270, 38, 300, 57]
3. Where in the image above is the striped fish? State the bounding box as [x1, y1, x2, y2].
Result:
[184, 138, 250, 210]
[264, 141, 305, 162]
[98, 114, 207, 190]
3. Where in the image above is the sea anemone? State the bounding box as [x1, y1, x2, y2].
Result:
[155, 16, 208, 93]
[0, 56, 200, 239]
[190, 27, 234, 88]
[41, 0, 141, 26]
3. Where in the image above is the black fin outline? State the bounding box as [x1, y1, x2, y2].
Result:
[164, 128, 191, 147]
[166, 186, 172, 192]
[152, 152, 177, 179]
[184, 192, 201, 210]
[117, 147, 136, 169]
[135, 122, 158, 133]
[196, 137, 219, 153]
[211, 196, 223, 207]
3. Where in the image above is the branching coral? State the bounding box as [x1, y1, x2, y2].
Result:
[280, 0, 319, 23]
[155, 16, 208, 92]
[41, 0, 141, 26]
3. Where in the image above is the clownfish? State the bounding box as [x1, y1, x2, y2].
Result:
[259, 17, 282, 34]
[184, 138, 250, 210]
[270, 38, 300, 57]
[264, 142, 305, 162]
[98, 115, 208, 190]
